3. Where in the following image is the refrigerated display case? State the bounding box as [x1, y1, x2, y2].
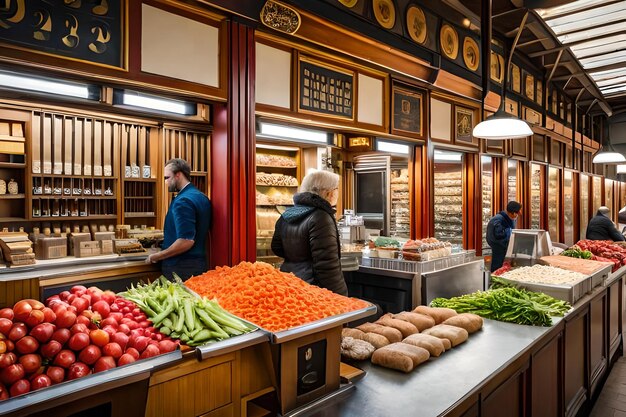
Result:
[507, 159, 518, 203]
[481, 156, 493, 254]
[390, 166, 410, 238]
[548, 166, 560, 241]
[564, 170, 574, 245]
[433, 150, 463, 246]
[581, 174, 589, 240]
[530, 163, 542, 230]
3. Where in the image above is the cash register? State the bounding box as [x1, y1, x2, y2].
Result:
[505, 229, 553, 267]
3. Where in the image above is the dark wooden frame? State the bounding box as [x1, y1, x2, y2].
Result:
[454, 106, 477, 146]
[391, 84, 424, 139]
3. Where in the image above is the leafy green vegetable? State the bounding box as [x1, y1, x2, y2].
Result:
[561, 246, 593, 259]
[374, 237, 400, 248]
[430, 277, 571, 326]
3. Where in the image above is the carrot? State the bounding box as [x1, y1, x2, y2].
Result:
[185, 261, 369, 332]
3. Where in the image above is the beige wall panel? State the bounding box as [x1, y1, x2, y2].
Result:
[256, 42, 291, 109]
[357, 74, 383, 126]
[141, 4, 219, 87]
[430, 98, 452, 141]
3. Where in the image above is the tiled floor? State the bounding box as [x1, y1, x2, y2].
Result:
[590, 356, 626, 417]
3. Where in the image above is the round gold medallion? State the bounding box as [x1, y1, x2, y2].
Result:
[406, 5, 427, 44]
[373, 0, 396, 30]
[463, 37, 479, 71]
[440, 24, 459, 60]
[338, 0, 358, 8]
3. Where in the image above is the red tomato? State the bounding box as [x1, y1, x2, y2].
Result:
[109, 303, 120, 313]
[94, 356, 116, 373]
[70, 298, 89, 314]
[46, 366, 65, 384]
[101, 325, 117, 338]
[41, 307, 56, 323]
[18, 354, 41, 374]
[100, 317, 118, 328]
[92, 301, 110, 319]
[59, 291, 71, 301]
[40, 340, 62, 360]
[108, 312, 123, 323]
[0, 381, 8, 400]
[78, 345, 102, 365]
[68, 333, 90, 351]
[125, 348, 140, 360]
[70, 323, 89, 335]
[15, 336, 39, 355]
[66, 294, 76, 304]
[75, 315, 90, 327]
[4, 340, 13, 353]
[1, 364, 24, 385]
[9, 378, 30, 397]
[0, 309, 13, 321]
[117, 324, 130, 335]
[51, 328, 71, 345]
[111, 333, 129, 350]
[53, 350, 76, 368]
[67, 362, 91, 380]
[139, 344, 160, 359]
[24, 309, 45, 328]
[8, 323, 27, 341]
[158, 340, 178, 354]
[29, 374, 52, 391]
[30, 323, 55, 343]
[70, 285, 87, 294]
[102, 291, 116, 305]
[54, 310, 76, 329]
[102, 342, 122, 359]
[90, 329, 109, 347]
[117, 353, 136, 366]
[0, 318, 12, 335]
[132, 336, 149, 353]
[0, 353, 16, 368]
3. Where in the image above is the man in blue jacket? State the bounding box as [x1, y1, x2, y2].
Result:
[486, 201, 521, 272]
[146, 158, 212, 280]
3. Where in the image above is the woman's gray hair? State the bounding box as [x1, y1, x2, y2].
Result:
[300, 169, 339, 195]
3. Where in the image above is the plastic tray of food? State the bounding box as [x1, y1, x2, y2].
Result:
[496, 274, 592, 304]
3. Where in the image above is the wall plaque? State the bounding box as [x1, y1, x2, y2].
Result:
[391, 85, 423, 138]
[0, 0, 124, 69]
[298, 57, 354, 119]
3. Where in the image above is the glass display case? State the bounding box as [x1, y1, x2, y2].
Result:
[390, 166, 410, 238]
[580, 174, 589, 240]
[433, 150, 463, 246]
[507, 159, 518, 203]
[530, 163, 542, 230]
[548, 166, 560, 241]
[255, 144, 300, 263]
[481, 156, 493, 255]
[563, 171, 574, 246]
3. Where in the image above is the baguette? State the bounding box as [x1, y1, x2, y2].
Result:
[342, 327, 389, 349]
[371, 343, 430, 373]
[413, 306, 458, 324]
[376, 313, 419, 338]
[442, 313, 484, 334]
[357, 322, 402, 343]
[402, 333, 446, 357]
[422, 324, 469, 347]
[394, 311, 436, 331]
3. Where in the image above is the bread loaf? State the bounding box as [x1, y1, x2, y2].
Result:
[342, 327, 389, 349]
[413, 306, 458, 324]
[442, 313, 484, 334]
[341, 337, 376, 361]
[357, 322, 402, 343]
[376, 313, 419, 338]
[394, 311, 436, 331]
[402, 333, 446, 357]
[422, 324, 469, 347]
[371, 343, 430, 372]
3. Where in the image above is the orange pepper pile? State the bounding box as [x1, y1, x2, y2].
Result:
[185, 261, 369, 332]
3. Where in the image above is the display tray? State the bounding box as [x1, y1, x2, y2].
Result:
[496, 274, 592, 304]
[265, 302, 377, 344]
[538, 255, 612, 288]
[195, 329, 269, 360]
[362, 251, 474, 274]
[0, 350, 181, 416]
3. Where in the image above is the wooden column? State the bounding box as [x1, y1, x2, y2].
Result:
[210, 21, 256, 268]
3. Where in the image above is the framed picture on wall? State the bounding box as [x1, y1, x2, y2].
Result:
[454, 106, 477, 146]
[391, 85, 423, 138]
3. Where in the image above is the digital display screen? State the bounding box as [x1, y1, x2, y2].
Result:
[356, 172, 384, 214]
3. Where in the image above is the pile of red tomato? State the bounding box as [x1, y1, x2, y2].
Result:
[0, 285, 178, 400]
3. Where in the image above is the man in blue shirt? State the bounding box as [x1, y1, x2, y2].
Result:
[146, 158, 211, 280]
[486, 201, 521, 272]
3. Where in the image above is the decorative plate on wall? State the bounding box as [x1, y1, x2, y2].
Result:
[462, 37, 479, 71]
[406, 5, 427, 44]
[440, 24, 459, 60]
[373, 0, 396, 29]
[490, 51, 504, 83]
[339, 0, 358, 8]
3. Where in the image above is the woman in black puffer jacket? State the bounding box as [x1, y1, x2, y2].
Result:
[271, 169, 348, 296]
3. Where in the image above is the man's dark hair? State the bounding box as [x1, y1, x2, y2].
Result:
[507, 200, 522, 214]
[165, 158, 191, 181]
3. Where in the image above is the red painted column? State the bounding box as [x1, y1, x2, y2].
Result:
[210, 21, 256, 268]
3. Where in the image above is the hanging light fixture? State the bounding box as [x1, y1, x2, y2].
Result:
[472, 12, 532, 140]
[592, 135, 626, 164]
